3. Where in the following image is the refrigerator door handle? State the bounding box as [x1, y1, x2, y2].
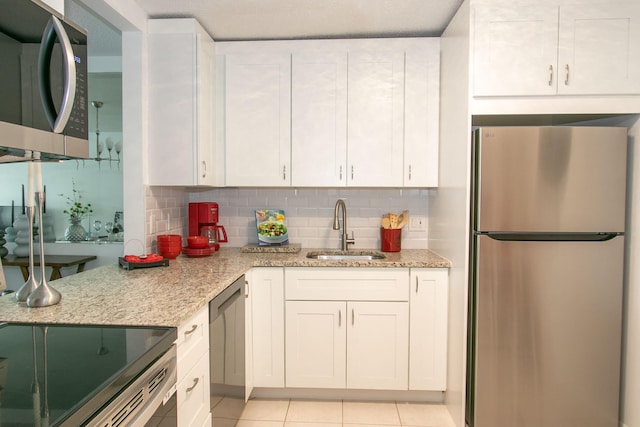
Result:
[478, 231, 622, 242]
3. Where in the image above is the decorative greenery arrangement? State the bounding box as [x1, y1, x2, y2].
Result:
[59, 179, 93, 220]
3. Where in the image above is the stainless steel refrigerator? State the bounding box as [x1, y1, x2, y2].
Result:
[466, 126, 627, 427]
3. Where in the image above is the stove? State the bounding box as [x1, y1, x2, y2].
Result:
[0, 322, 177, 426]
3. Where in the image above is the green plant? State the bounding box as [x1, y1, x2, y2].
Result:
[59, 179, 93, 219]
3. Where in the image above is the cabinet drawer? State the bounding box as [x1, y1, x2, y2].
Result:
[177, 352, 211, 427]
[177, 306, 209, 380]
[285, 267, 409, 301]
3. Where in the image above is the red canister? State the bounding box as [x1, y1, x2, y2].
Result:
[380, 228, 402, 252]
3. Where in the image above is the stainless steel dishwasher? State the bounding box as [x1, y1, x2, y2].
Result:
[210, 275, 246, 423]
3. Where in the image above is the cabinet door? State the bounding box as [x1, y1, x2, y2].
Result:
[177, 352, 211, 427]
[148, 32, 198, 185]
[148, 23, 216, 186]
[409, 269, 448, 391]
[404, 39, 440, 187]
[347, 51, 404, 187]
[224, 53, 291, 186]
[285, 300, 346, 388]
[347, 301, 409, 390]
[249, 268, 285, 388]
[472, 5, 559, 96]
[291, 52, 348, 186]
[195, 33, 216, 186]
[558, 3, 640, 95]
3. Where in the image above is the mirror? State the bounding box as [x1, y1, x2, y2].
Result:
[0, 0, 123, 243]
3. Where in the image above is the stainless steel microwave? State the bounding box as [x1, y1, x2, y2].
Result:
[0, 0, 89, 163]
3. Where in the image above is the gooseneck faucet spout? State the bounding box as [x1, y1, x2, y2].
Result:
[333, 199, 355, 251]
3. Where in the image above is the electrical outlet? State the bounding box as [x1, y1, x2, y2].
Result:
[409, 216, 427, 231]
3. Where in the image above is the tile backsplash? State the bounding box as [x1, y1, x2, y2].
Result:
[146, 187, 431, 251]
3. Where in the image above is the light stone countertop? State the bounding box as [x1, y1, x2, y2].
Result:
[0, 247, 450, 327]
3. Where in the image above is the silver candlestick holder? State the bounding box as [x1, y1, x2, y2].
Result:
[15, 206, 39, 302]
[26, 192, 61, 307]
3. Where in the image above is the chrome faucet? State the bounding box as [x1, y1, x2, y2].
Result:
[333, 199, 355, 251]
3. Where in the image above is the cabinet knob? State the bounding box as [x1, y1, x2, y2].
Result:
[564, 64, 570, 85]
[548, 65, 554, 86]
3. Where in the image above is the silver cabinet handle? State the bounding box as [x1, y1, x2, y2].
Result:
[564, 64, 570, 85]
[548, 65, 554, 86]
[184, 324, 198, 336]
[202, 161, 207, 178]
[283, 165, 287, 180]
[340, 165, 343, 180]
[416, 276, 419, 293]
[339, 309, 342, 327]
[351, 165, 354, 180]
[352, 309, 355, 325]
[186, 377, 199, 393]
[408, 165, 412, 181]
[38, 16, 76, 133]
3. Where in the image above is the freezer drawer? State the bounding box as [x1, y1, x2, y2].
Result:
[471, 235, 624, 427]
[473, 126, 627, 233]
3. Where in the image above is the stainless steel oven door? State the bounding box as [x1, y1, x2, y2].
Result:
[210, 275, 246, 421]
[85, 345, 177, 427]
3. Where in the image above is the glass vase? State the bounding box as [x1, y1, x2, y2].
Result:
[64, 218, 86, 241]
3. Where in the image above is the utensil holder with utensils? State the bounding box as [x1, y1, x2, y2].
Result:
[380, 210, 409, 252]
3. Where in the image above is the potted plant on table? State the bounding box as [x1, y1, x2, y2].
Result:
[60, 179, 93, 241]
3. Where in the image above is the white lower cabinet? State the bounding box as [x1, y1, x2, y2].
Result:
[176, 306, 211, 427]
[284, 268, 409, 390]
[285, 300, 409, 390]
[285, 300, 347, 388]
[409, 268, 449, 391]
[249, 268, 285, 388]
[346, 301, 409, 390]
[248, 267, 448, 394]
[177, 352, 211, 427]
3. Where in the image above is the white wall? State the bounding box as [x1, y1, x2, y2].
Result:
[429, 2, 472, 427]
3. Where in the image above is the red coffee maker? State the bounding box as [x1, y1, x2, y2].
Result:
[188, 202, 228, 250]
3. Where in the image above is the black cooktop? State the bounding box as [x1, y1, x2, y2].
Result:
[0, 322, 176, 426]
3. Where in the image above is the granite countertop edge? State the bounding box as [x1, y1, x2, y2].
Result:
[0, 248, 450, 328]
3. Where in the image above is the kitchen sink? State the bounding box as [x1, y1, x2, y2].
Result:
[306, 250, 386, 261]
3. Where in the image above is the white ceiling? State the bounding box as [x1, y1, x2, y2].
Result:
[66, 0, 464, 57]
[132, 0, 464, 41]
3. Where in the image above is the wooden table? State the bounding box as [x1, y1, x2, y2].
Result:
[1, 255, 97, 281]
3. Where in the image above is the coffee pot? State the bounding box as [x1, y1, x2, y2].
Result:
[200, 225, 228, 248]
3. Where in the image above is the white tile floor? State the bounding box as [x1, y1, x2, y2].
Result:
[148, 397, 456, 427]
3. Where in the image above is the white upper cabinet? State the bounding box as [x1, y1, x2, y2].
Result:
[557, 3, 640, 95]
[148, 19, 217, 186]
[291, 51, 348, 186]
[473, 3, 640, 96]
[218, 38, 440, 188]
[347, 50, 405, 187]
[472, 5, 559, 96]
[224, 52, 292, 186]
[404, 40, 440, 187]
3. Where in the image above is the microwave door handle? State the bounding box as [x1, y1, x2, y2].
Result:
[38, 16, 76, 134]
